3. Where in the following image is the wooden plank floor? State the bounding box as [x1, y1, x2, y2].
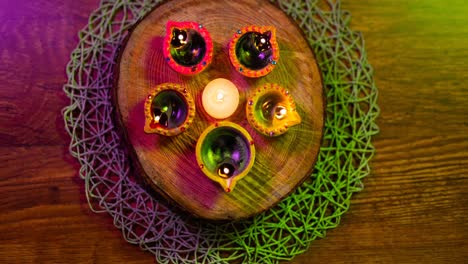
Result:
[1, 0, 467, 263]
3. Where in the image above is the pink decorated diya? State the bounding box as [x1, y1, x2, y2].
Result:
[163, 21, 214, 75]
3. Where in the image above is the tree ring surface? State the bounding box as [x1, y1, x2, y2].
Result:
[116, 0, 324, 220]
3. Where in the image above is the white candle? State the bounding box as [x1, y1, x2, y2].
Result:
[202, 78, 240, 119]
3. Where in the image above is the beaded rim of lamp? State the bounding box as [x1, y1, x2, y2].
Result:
[246, 83, 301, 137]
[228, 25, 279, 78]
[195, 121, 255, 192]
[144, 83, 195, 136]
[163, 21, 214, 75]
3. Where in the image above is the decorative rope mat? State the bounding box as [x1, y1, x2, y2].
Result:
[63, 0, 379, 263]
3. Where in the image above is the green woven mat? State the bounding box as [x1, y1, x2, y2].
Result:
[63, 0, 379, 263]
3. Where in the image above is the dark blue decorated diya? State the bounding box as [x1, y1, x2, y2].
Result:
[228, 25, 279, 78]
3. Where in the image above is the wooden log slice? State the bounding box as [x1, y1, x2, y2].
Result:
[115, 0, 324, 220]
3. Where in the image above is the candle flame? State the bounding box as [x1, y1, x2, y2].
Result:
[274, 106, 287, 120]
[216, 90, 225, 102]
[154, 115, 160, 123]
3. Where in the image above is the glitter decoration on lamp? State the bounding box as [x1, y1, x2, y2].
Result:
[229, 25, 279, 78]
[246, 83, 301, 137]
[144, 83, 195, 136]
[196, 122, 255, 192]
[163, 21, 213, 75]
[201, 78, 240, 119]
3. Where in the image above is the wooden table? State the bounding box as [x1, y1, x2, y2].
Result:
[1, 0, 467, 262]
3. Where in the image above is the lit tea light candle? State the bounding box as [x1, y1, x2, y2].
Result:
[202, 78, 240, 119]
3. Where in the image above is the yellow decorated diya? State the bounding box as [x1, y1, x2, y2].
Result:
[144, 83, 195, 136]
[246, 83, 301, 137]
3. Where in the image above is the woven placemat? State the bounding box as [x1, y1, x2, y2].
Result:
[63, 0, 379, 263]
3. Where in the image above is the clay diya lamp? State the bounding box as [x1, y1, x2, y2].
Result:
[196, 122, 255, 192]
[163, 21, 214, 75]
[144, 83, 195, 136]
[246, 83, 301, 137]
[228, 25, 279, 77]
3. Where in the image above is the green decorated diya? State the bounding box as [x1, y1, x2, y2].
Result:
[196, 122, 255, 192]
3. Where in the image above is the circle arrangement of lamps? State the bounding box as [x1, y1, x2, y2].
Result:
[163, 21, 214, 75]
[144, 83, 195, 136]
[246, 83, 301, 137]
[201, 78, 240, 120]
[228, 25, 279, 78]
[195, 121, 255, 193]
[156, 24, 295, 194]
